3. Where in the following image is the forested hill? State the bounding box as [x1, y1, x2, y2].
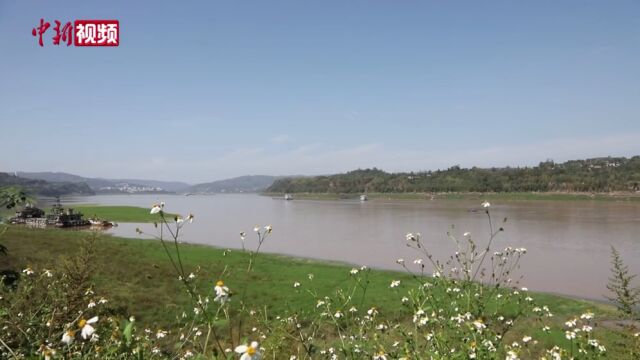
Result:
[189, 175, 278, 194]
[266, 156, 640, 194]
[0, 173, 94, 196]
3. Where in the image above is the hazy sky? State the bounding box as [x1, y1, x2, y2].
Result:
[1, 1, 638, 183]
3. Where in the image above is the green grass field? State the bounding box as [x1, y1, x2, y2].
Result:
[1, 226, 637, 357]
[71, 204, 179, 223]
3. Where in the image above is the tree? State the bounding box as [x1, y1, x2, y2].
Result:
[0, 186, 32, 255]
[0, 186, 29, 210]
[606, 246, 640, 317]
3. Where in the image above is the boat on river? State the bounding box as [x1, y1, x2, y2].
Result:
[9, 198, 99, 228]
[88, 218, 117, 227]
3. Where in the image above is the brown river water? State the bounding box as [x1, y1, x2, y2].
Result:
[63, 194, 640, 301]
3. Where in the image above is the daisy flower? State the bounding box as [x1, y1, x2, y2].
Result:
[235, 341, 261, 360]
[214, 280, 230, 304]
[79, 316, 98, 339]
[150, 204, 163, 214]
[61, 330, 75, 345]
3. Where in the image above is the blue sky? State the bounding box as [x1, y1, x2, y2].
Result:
[1, 1, 638, 183]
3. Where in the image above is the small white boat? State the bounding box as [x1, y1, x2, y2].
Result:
[284, 193, 293, 200]
[360, 194, 368, 201]
[89, 218, 117, 227]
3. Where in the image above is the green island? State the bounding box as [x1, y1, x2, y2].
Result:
[71, 204, 180, 223]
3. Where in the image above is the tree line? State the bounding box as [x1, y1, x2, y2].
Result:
[267, 156, 640, 194]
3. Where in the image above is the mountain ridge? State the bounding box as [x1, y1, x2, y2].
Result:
[0, 172, 94, 197]
[17, 172, 190, 193]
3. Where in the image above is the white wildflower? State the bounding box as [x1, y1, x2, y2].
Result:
[79, 316, 98, 339]
[214, 280, 230, 304]
[234, 340, 261, 360]
[61, 330, 75, 345]
[580, 311, 594, 320]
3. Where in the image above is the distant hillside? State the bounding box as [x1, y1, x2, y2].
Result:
[267, 156, 640, 194]
[17, 172, 190, 193]
[111, 179, 190, 192]
[17, 172, 114, 189]
[190, 175, 278, 194]
[0, 173, 94, 196]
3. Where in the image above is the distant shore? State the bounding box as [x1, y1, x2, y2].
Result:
[262, 191, 640, 202]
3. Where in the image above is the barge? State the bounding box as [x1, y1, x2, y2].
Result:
[10, 198, 91, 228]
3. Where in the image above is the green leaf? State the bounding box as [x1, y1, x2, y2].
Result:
[123, 320, 134, 346]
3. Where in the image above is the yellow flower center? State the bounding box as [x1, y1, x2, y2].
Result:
[67, 329, 76, 336]
[216, 280, 224, 287]
[247, 346, 256, 355]
[78, 319, 87, 328]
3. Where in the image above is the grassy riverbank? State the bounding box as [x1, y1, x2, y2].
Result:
[264, 191, 640, 202]
[1, 226, 637, 357]
[71, 205, 179, 222]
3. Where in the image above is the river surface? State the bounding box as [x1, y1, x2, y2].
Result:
[62, 194, 640, 301]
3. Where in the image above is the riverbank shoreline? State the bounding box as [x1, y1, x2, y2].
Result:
[2, 225, 635, 357]
[262, 191, 640, 202]
[4, 222, 615, 305]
